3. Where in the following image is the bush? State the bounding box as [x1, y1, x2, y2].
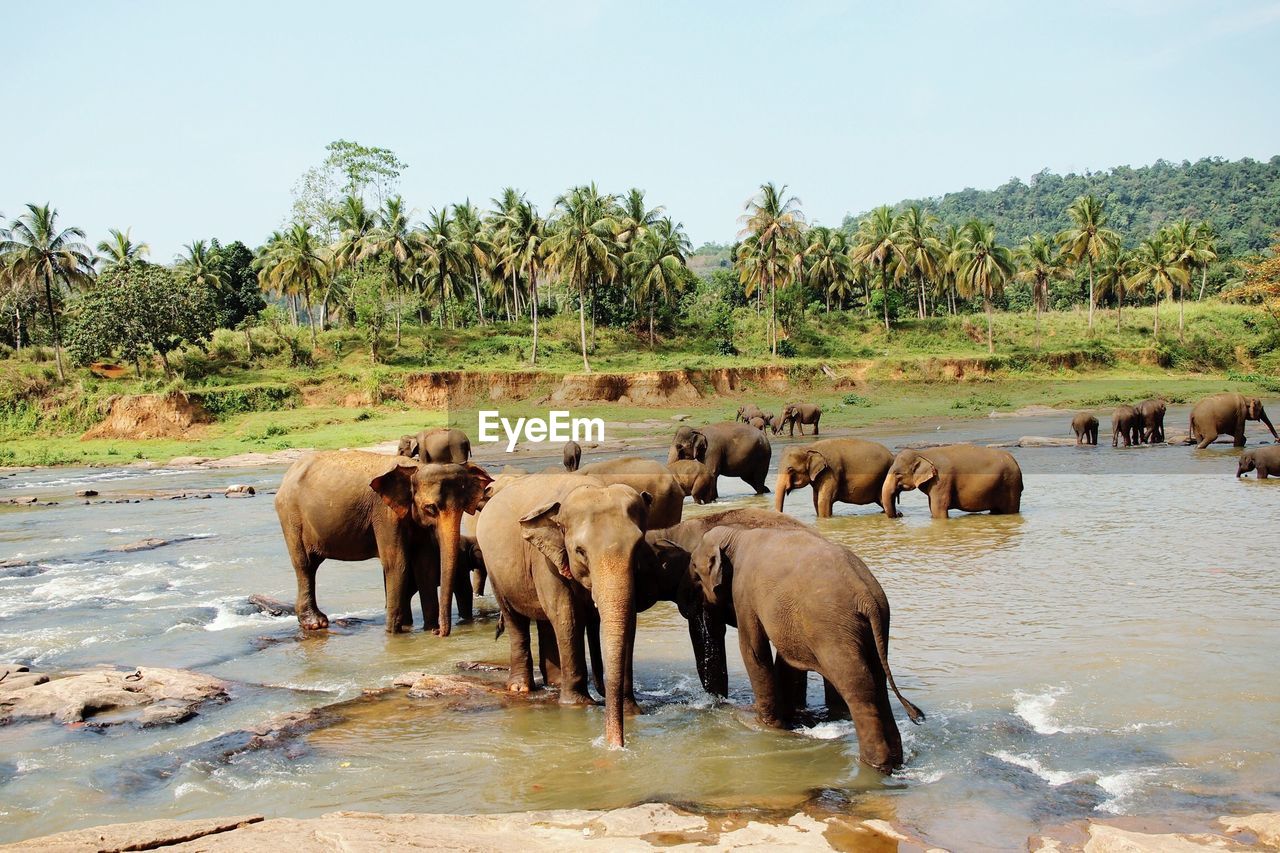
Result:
[776, 339, 796, 358]
[192, 383, 300, 418]
[842, 393, 871, 407]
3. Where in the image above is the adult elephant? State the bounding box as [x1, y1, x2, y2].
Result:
[1112, 405, 1142, 447]
[576, 457, 683, 528]
[668, 422, 771, 499]
[667, 459, 715, 505]
[398, 427, 472, 463]
[1136, 398, 1167, 444]
[1071, 413, 1099, 446]
[1189, 392, 1278, 449]
[1237, 446, 1280, 479]
[275, 452, 490, 634]
[687, 525, 925, 773]
[881, 445, 1023, 519]
[779, 403, 822, 437]
[475, 473, 650, 748]
[775, 438, 894, 518]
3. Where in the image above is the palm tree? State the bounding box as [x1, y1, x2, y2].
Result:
[1095, 245, 1136, 333]
[1194, 222, 1220, 301]
[0, 203, 95, 380]
[326, 194, 379, 328]
[791, 226, 852, 313]
[614, 188, 663, 249]
[176, 239, 222, 289]
[624, 218, 691, 346]
[449, 201, 491, 326]
[1014, 233, 1070, 347]
[255, 223, 329, 348]
[936, 224, 964, 315]
[1058, 195, 1120, 331]
[1128, 231, 1188, 339]
[543, 184, 619, 372]
[892, 205, 942, 318]
[851, 205, 903, 332]
[492, 192, 547, 363]
[736, 183, 805, 355]
[954, 220, 1015, 353]
[95, 227, 150, 270]
[1166, 219, 1216, 339]
[370, 196, 415, 344]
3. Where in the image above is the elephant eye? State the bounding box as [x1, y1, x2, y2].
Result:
[420, 503, 439, 517]
[574, 545, 587, 559]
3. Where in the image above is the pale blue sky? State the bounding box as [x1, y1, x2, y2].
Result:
[5, 1, 1279, 258]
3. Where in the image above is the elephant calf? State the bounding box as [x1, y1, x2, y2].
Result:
[1071, 413, 1099, 446]
[399, 427, 472, 463]
[667, 459, 715, 504]
[688, 526, 924, 773]
[562, 440, 581, 472]
[1237, 446, 1280, 479]
[882, 445, 1023, 519]
[775, 438, 893, 518]
[1112, 405, 1143, 447]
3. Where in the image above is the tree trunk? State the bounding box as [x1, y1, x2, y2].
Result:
[42, 270, 66, 382]
[471, 268, 486, 326]
[1177, 281, 1185, 341]
[1198, 265, 1208, 301]
[244, 327, 255, 359]
[574, 259, 590, 372]
[769, 270, 777, 357]
[986, 294, 994, 353]
[881, 267, 891, 332]
[648, 301, 655, 348]
[1087, 259, 1096, 331]
[1153, 291, 1160, 338]
[529, 263, 539, 366]
[303, 287, 318, 349]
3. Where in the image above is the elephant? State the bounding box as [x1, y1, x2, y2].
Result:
[575, 457, 684, 528]
[1071, 413, 1099, 446]
[454, 534, 487, 620]
[761, 412, 778, 432]
[1236, 446, 1280, 478]
[881, 445, 1023, 519]
[667, 422, 772, 499]
[775, 438, 894, 518]
[687, 525, 925, 773]
[274, 451, 491, 634]
[1190, 392, 1279, 449]
[736, 403, 765, 423]
[475, 473, 650, 748]
[1136, 398, 1167, 444]
[748, 416, 769, 431]
[779, 403, 821, 437]
[667, 459, 716, 504]
[1112, 405, 1143, 447]
[398, 427, 472, 463]
[562, 440, 581, 472]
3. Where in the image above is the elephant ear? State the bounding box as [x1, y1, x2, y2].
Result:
[693, 433, 708, 462]
[707, 544, 729, 592]
[461, 463, 494, 514]
[370, 462, 418, 520]
[519, 500, 571, 580]
[908, 456, 939, 488]
[805, 450, 830, 480]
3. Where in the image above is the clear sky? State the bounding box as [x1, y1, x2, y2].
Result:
[5, 1, 1279, 259]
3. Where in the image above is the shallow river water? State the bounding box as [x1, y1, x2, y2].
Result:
[2, 406, 1278, 849]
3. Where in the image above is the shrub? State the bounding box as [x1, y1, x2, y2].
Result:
[192, 384, 300, 418]
[842, 393, 871, 407]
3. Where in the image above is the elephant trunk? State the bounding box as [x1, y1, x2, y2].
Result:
[594, 570, 635, 749]
[881, 476, 900, 518]
[688, 604, 728, 698]
[1260, 407, 1279, 442]
[773, 472, 790, 513]
[666, 446, 680, 465]
[435, 509, 463, 637]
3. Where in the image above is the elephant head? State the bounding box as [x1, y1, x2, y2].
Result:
[881, 449, 936, 519]
[518, 483, 651, 748]
[774, 446, 827, 512]
[688, 527, 735, 610]
[641, 537, 729, 698]
[1237, 450, 1257, 478]
[1244, 397, 1280, 440]
[369, 461, 492, 636]
[396, 435, 419, 459]
[669, 426, 708, 464]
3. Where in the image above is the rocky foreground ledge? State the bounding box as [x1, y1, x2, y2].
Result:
[4, 806, 1280, 852]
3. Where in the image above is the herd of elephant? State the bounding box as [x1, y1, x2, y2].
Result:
[272, 390, 1274, 773]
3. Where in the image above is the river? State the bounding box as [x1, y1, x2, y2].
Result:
[2, 405, 1278, 850]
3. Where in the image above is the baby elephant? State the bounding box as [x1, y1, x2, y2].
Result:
[562, 440, 581, 472]
[688, 526, 924, 773]
[1237, 446, 1280, 479]
[1071, 413, 1099, 446]
[668, 459, 715, 504]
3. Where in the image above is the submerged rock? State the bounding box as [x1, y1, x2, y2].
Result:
[247, 594, 295, 617]
[110, 537, 171, 552]
[0, 665, 228, 727]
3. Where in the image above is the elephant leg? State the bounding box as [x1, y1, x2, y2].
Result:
[1235, 423, 1248, 447]
[376, 555, 413, 633]
[585, 611, 605, 697]
[812, 418, 819, 436]
[773, 654, 805, 723]
[537, 620, 559, 687]
[925, 487, 950, 519]
[554, 609, 593, 706]
[473, 567, 487, 597]
[502, 606, 536, 693]
[622, 603, 641, 714]
[409, 543, 440, 632]
[285, 531, 328, 630]
[738, 616, 782, 727]
[823, 678, 851, 721]
[821, 654, 899, 772]
[814, 478, 837, 518]
[453, 564, 474, 623]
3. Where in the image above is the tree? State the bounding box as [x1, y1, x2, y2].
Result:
[736, 183, 805, 355]
[492, 191, 547, 362]
[369, 195, 415, 344]
[1194, 222, 1220, 301]
[0, 203, 95, 381]
[851, 205, 904, 331]
[448, 201, 491, 326]
[1095, 245, 1136, 333]
[544, 184, 619, 372]
[328, 194, 379, 328]
[1166, 219, 1216, 338]
[892, 205, 942, 318]
[624, 218, 692, 346]
[65, 262, 216, 376]
[348, 269, 391, 363]
[1058, 195, 1120, 330]
[614, 188, 663, 249]
[417, 208, 470, 329]
[794, 226, 854, 313]
[255, 223, 329, 348]
[95, 228, 150, 270]
[936, 224, 963, 314]
[1128, 231, 1188, 338]
[954, 220, 1015, 353]
[289, 139, 407, 240]
[1223, 233, 1280, 325]
[1014, 233, 1070, 346]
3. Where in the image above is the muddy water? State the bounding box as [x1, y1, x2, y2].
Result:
[2, 405, 1278, 849]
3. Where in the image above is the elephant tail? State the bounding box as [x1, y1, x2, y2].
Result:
[494, 611, 506, 640]
[867, 603, 925, 725]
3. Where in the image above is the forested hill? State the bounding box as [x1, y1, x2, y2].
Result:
[843, 156, 1280, 256]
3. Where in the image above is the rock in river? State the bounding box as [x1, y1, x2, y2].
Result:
[0, 665, 229, 727]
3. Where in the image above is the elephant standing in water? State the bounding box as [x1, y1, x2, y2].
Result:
[1190, 393, 1279, 448]
[1136, 398, 1167, 444]
[1237, 446, 1280, 478]
[687, 525, 925, 773]
[668, 422, 772, 499]
[774, 438, 894, 518]
[881, 445, 1023, 518]
[575, 457, 684, 528]
[1071, 413, 1099, 446]
[398, 427, 472, 463]
[475, 473, 650, 748]
[275, 452, 490, 634]
[667, 459, 716, 505]
[1112, 405, 1143, 447]
[778, 403, 822, 436]
[562, 440, 581, 472]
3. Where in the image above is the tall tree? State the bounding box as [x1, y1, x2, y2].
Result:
[851, 205, 904, 331]
[1095, 245, 1136, 333]
[892, 205, 942, 318]
[0, 203, 95, 380]
[370, 195, 415, 344]
[794, 226, 854, 313]
[95, 228, 150, 270]
[954, 220, 1015, 353]
[1058, 195, 1120, 331]
[544, 184, 619, 372]
[1128, 231, 1188, 339]
[736, 183, 805, 355]
[449, 201, 491, 326]
[255, 223, 329, 348]
[328, 194, 379, 328]
[1014, 233, 1070, 346]
[492, 191, 547, 362]
[623, 218, 692, 346]
[1194, 222, 1220, 301]
[1166, 218, 1216, 339]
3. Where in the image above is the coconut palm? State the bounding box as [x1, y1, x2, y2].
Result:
[736, 183, 805, 355]
[0, 203, 95, 380]
[543, 184, 619, 372]
[954, 220, 1015, 354]
[1128, 231, 1188, 339]
[369, 195, 416, 344]
[614, 188, 664, 249]
[417, 208, 470, 329]
[624, 218, 691, 346]
[1095, 245, 1136, 333]
[1058, 195, 1120, 331]
[1166, 219, 1216, 339]
[492, 191, 547, 362]
[1194, 222, 1220, 302]
[95, 228, 150, 270]
[892, 205, 942, 318]
[449, 201, 491, 327]
[936, 224, 964, 315]
[176, 240, 223, 299]
[792, 226, 853, 313]
[1014, 233, 1070, 347]
[255, 222, 329, 348]
[851, 205, 904, 332]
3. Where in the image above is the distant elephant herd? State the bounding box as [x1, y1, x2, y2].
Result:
[272, 390, 1275, 772]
